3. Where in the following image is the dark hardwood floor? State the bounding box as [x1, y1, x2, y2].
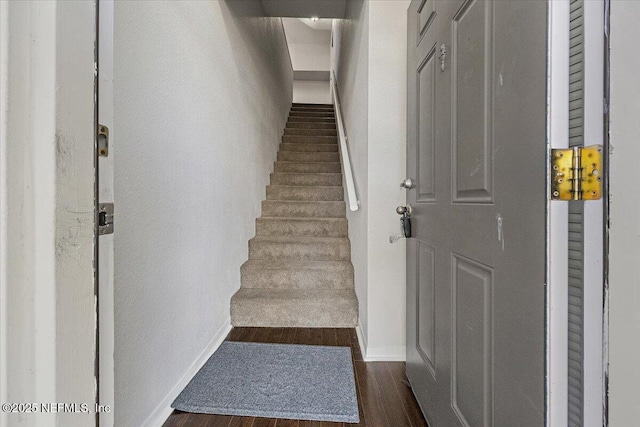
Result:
[163, 327, 428, 427]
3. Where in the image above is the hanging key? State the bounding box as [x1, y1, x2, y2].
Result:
[396, 205, 413, 238]
[401, 212, 412, 238]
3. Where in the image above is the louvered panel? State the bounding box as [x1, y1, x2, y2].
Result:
[570, 62, 583, 73]
[569, 359, 583, 372]
[567, 1, 585, 425]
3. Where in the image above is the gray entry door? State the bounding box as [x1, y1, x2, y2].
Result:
[405, 1, 547, 426]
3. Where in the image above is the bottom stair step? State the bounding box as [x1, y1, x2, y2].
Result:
[240, 259, 354, 289]
[230, 288, 358, 328]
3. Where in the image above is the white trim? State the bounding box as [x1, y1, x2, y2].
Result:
[98, 1, 116, 426]
[547, 1, 570, 426]
[1, 3, 96, 425]
[355, 321, 406, 362]
[141, 318, 232, 427]
[363, 347, 406, 362]
[581, 1, 605, 424]
[355, 321, 368, 359]
[608, 2, 640, 422]
[0, 3, 10, 426]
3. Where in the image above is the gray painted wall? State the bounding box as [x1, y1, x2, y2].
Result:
[113, 1, 292, 424]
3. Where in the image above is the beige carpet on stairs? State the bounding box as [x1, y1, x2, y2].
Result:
[230, 103, 358, 328]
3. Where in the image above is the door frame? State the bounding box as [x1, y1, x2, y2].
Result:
[547, 1, 607, 425]
[97, 0, 116, 425]
[547, 3, 570, 425]
[0, 2, 97, 425]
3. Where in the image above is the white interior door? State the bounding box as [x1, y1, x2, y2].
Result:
[98, 1, 115, 425]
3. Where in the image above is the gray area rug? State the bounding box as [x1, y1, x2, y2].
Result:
[171, 341, 360, 423]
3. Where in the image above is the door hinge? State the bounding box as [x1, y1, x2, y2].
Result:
[551, 145, 603, 200]
[98, 203, 114, 235]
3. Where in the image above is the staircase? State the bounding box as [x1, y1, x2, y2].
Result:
[230, 103, 358, 328]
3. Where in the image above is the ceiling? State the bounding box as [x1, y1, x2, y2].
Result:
[282, 18, 331, 44]
[299, 18, 333, 31]
[261, 0, 347, 18]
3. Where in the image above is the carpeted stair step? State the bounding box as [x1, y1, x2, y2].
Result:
[290, 110, 335, 115]
[249, 236, 351, 261]
[289, 111, 335, 117]
[286, 122, 337, 130]
[291, 104, 333, 110]
[274, 161, 341, 173]
[293, 103, 333, 108]
[277, 151, 340, 163]
[288, 116, 335, 123]
[280, 143, 338, 152]
[282, 136, 338, 144]
[261, 200, 346, 218]
[292, 103, 333, 108]
[284, 128, 337, 136]
[230, 103, 357, 329]
[266, 185, 343, 201]
[256, 217, 348, 238]
[290, 104, 332, 108]
[291, 107, 335, 114]
[240, 260, 354, 289]
[270, 172, 342, 186]
[230, 288, 358, 328]
[270, 171, 342, 186]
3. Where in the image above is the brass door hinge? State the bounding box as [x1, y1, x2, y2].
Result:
[551, 145, 603, 200]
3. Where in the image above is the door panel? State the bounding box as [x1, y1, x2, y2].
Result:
[452, 254, 493, 427]
[417, 241, 436, 376]
[419, 0, 436, 36]
[451, 0, 493, 203]
[417, 47, 437, 202]
[406, 1, 547, 426]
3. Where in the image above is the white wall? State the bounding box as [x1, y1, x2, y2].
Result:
[333, 0, 370, 350]
[289, 43, 331, 71]
[113, 1, 292, 426]
[293, 80, 331, 104]
[283, 18, 332, 104]
[365, 0, 409, 360]
[282, 18, 331, 71]
[608, 1, 640, 424]
[0, 2, 96, 426]
[332, 0, 409, 360]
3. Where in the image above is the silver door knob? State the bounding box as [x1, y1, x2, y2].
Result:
[400, 178, 414, 189]
[396, 205, 412, 215]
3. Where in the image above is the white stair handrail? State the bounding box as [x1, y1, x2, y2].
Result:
[331, 72, 359, 211]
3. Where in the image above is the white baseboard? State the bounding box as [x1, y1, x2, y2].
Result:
[355, 321, 368, 359]
[362, 346, 406, 362]
[356, 321, 406, 361]
[141, 317, 232, 427]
